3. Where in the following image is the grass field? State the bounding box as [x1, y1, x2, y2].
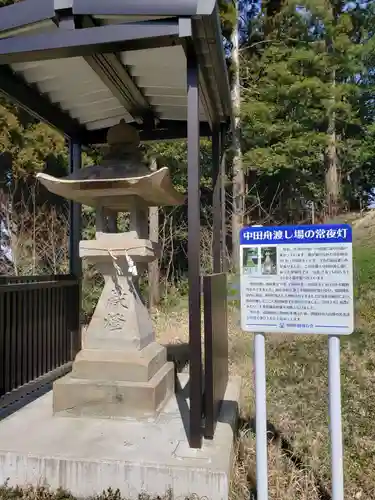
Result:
[155, 217, 375, 500]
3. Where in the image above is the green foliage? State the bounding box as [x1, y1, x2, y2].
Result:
[0, 99, 67, 179]
[147, 138, 213, 191]
[143, 139, 218, 282]
[218, 0, 237, 40]
[240, 0, 375, 218]
[353, 245, 375, 296]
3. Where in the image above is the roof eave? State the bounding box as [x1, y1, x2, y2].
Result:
[70, 0, 216, 18]
[0, 0, 234, 139]
[193, 6, 234, 126]
[0, 0, 56, 39]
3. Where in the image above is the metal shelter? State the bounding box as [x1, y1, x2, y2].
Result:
[0, 0, 233, 448]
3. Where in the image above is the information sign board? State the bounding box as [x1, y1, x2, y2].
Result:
[240, 224, 354, 335]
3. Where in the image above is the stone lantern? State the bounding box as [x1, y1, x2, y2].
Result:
[37, 120, 185, 418]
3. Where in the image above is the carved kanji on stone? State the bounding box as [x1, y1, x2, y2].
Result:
[107, 285, 128, 310]
[104, 311, 127, 331]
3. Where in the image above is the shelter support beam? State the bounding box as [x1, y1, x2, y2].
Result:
[69, 140, 82, 278]
[187, 52, 202, 449]
[0, 0, 56, 38]
[212, 123, 221, 273]
[192, 48, 219, 129]
[0, 21, 180, 64]
[220, 127, 227, 271]
[84, 55, 150, 122]
[180, 20, 218, 130]
[79, 16, 153, 122]
[72, 0, 216, 17]
[69, 139, 82, 355]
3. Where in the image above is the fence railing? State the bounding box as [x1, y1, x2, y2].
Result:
[0, 275, 80, 409]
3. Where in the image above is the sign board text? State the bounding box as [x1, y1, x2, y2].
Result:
[240, 224, 354, 335]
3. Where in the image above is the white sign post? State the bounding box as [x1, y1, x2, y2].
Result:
[249, 225, 268, 500]
[240, 224, 354, 500]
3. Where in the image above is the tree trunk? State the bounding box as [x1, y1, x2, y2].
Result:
[0, 186, 14, 275]
[325, 68, 340, 219]
[148, 158, 160, 309]
[231, 0, 245, 270]
[325, 124, 340, 219]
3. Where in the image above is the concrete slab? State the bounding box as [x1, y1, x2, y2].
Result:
[0, 374, 241, 500]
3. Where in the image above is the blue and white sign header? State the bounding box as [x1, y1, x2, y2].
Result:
[240, 224, 352, 245]
[240, 224, 354, 336]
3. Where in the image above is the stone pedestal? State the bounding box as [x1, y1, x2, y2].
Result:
[53, 233, 174, 419]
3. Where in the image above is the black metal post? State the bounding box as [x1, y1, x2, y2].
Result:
[68, 140, 82, 277]
[187, 50, 202, 449]
[68, 140, 82, 357]
[220, 126, 227, 272]
[212, 123, 221, 273]
[203, 273, 229, 439]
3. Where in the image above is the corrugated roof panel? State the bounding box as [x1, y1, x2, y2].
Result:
[143, 87, 187, 98]
[148, 96, 187, 107]
[64, 97, 121, 113]
[136, 75, 185, 88]
[99, 15, 172, 24]
[121, 46, 184, 66]
[54, 91, 117, 109]
[121, 45, 208, 122]
[11, 57, 132, 127]
[6, 23, 216, 129]
[156, 103, 206, 121]
[70, 104, 125, 123]
[0, 1, 232, 135]
[85, 115, 130, 130]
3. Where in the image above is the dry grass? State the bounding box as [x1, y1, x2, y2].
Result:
[231, 436, 322, 500]
[230, 327, 375, 500]
[155, 305, 375, 499]
[154, 305, 331, 500]
[154, 297, 190, 346]
[153, 223, 375, 500]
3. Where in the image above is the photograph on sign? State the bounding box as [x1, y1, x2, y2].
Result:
[261, 247, 277, 275]
[242, 247, 259, 275]
[240, 224, 354, 335]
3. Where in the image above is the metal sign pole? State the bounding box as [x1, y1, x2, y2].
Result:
[250, 223, 269, 500]
[328, 335, 344, 500]
[254, 332, 268, 500]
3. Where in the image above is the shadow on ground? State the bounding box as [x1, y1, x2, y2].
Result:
[164, 342, 190, 374]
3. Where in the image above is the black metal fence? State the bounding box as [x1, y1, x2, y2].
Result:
[0, 275, 80, 410]
[203, 272, 229, 439]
